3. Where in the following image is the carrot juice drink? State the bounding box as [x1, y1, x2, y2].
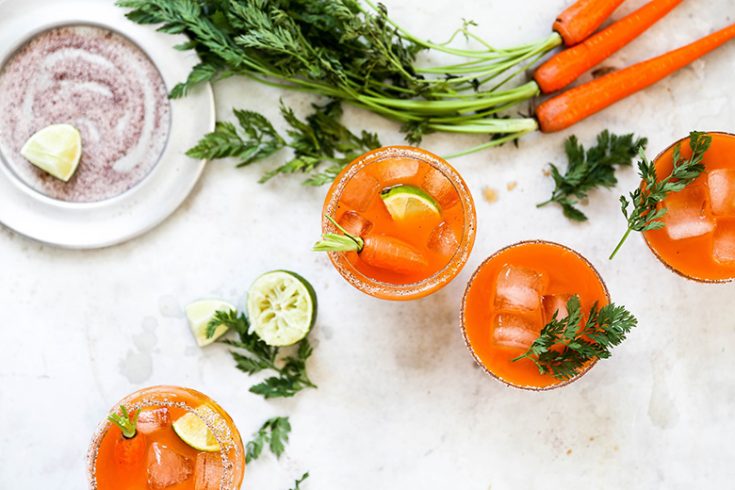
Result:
[315, 146, 476, 300]
[88, 386, 245, 490]
[643, 132, 735, 282]
[461, 241, 622, 390]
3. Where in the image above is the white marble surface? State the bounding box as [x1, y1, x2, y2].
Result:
[1, 1, 735, 488]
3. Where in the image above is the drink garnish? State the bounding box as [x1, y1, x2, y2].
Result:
[246, 416, 291, 463]
[610, 131, 712, 259]
[537, 130, 647, 221]
[381, 185, 440, 221]
[107, 405, 140, 439]
[172, 411, 220, 452]
[512, 295, 637, 380]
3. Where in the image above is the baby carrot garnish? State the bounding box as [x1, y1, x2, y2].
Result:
[107, 406, 146, 467]
[553, 0, 627, 47]
[536, 0, 682, 94]
[537, 22, 735, 133]
[314, 215, 428, 275]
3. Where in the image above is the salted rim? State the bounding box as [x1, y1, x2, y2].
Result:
[86, 386, 245, 490]
[322, 145, 477, 300]
[459, 240, 610, 392]
[642, 131, 735, 284]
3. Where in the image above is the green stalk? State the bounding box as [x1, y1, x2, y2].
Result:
[442, 129, 536, 159]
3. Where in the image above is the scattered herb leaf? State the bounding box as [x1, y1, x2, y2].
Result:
[246, 416, 292, 462]
[290, 472, 310, 490]
[513, 295, 637, 380]
[610, 131, 711, 259]
[538, 130, 647, 221]
[207, 310, 316, 399]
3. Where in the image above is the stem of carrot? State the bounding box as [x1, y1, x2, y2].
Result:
[313, 215, 365, 253]
[609, 228, 632, 260]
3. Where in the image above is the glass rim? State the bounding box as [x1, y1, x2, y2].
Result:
[86, 385, 245, 490]
[642, 131, 735, 284]
[459, 240, 610, 391]
[322, 145, 477, 300]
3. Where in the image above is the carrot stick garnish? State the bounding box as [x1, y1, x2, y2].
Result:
[537, 0, 682, 94]
[553, 0, 627, 46]
[537, 22, 735, 133]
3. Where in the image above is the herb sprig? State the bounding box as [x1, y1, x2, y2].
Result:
[513, 295, 637, 380]
[538, 131, 647, 221]
[609, 131, 711, 259]
[207, 310, 316, 399]
[289, 473, 310, 490]
[246, 416, 292, 462]
[187, 101, 380, 185]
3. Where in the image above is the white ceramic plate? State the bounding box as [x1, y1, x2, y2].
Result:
[0, 0, 214, 249]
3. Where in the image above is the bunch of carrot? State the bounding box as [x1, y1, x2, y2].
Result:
[530, 0, 735, 134]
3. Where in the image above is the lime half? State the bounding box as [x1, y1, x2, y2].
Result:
[247, 271, 317, 347]
[20, 124, 82, 181]
[185, 299, 236, 347]
[381, 185, 440, 221]
[172, 410, 220, 452]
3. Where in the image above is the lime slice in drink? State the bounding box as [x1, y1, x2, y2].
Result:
[247, 271, 317, 347]
[20, 124, 82, 182]
[185, 299, 236, 347]
[172, 410, 220, 452]
[381, 185, 440, 221]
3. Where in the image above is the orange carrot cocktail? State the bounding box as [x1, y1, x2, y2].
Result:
[315, 146, 476, 300]
[88, 386, 245, 490]
[643, 132, 735, 282]
[461, 241, 613, 390]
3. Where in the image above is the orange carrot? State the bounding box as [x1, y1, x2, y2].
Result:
[360, 235, 428, 274]
[537, 0, 682, 94]
[553, 0, 627, 46]
[113, 431, 147, 468]
[537, 22, 735, 133]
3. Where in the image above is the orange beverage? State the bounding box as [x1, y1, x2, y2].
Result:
[461, 241, 609, 390]
[644, 132, 735, 282]
[88, 386, 245, 490]
[319, 146, 476, 300]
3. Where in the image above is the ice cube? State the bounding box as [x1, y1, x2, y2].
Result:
[712, 224, 735, 265]
[423, 167, 458, 209]
[492, 314, 538, 350]
[137, 408, 170, 435]
[341, 171, 380, 212]
[494, 265, 547, 312]
[661, 184, 716, 240]
[707, 169, 735, 216]
[195, 452, 224, 490]
[372, 157, 420, 185]
[427, 221, 459, 256]
[338, 211, 372, 237]
[542, 294, 571, 322]
[147, 443, 193, 489]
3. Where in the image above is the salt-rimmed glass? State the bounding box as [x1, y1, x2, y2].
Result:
[321, 145, 476, 300]
[87, 385, 245, 490]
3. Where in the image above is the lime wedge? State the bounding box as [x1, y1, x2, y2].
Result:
[185, 299, 236, 347]
[172, 410, 220, 452]
[20, 124, 82, 181]
[247, 271, 317, 347]
[381, 185, 440, 221]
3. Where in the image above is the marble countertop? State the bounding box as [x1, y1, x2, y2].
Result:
[1, 0, 734, 488]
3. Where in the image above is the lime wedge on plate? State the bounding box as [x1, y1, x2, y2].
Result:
[185, 299, 236, 347]
[247, 271, 317, 347]
[381, 185, 440, 221]
[173, 410, 220, 452]
[20, 124, 82, 181]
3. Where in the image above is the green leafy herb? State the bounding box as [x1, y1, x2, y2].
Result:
[513, 295, 637, 380]
[537, 130, 647, 221]
[610, 131, 711, 259]
[290, 472, 310, 490]
[206, 310, 316, 399]
[246, 416, 292, 462]
[107, 405, 140, 439]
[117, 0, 556, 154]
[188, 101, 380, 185]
